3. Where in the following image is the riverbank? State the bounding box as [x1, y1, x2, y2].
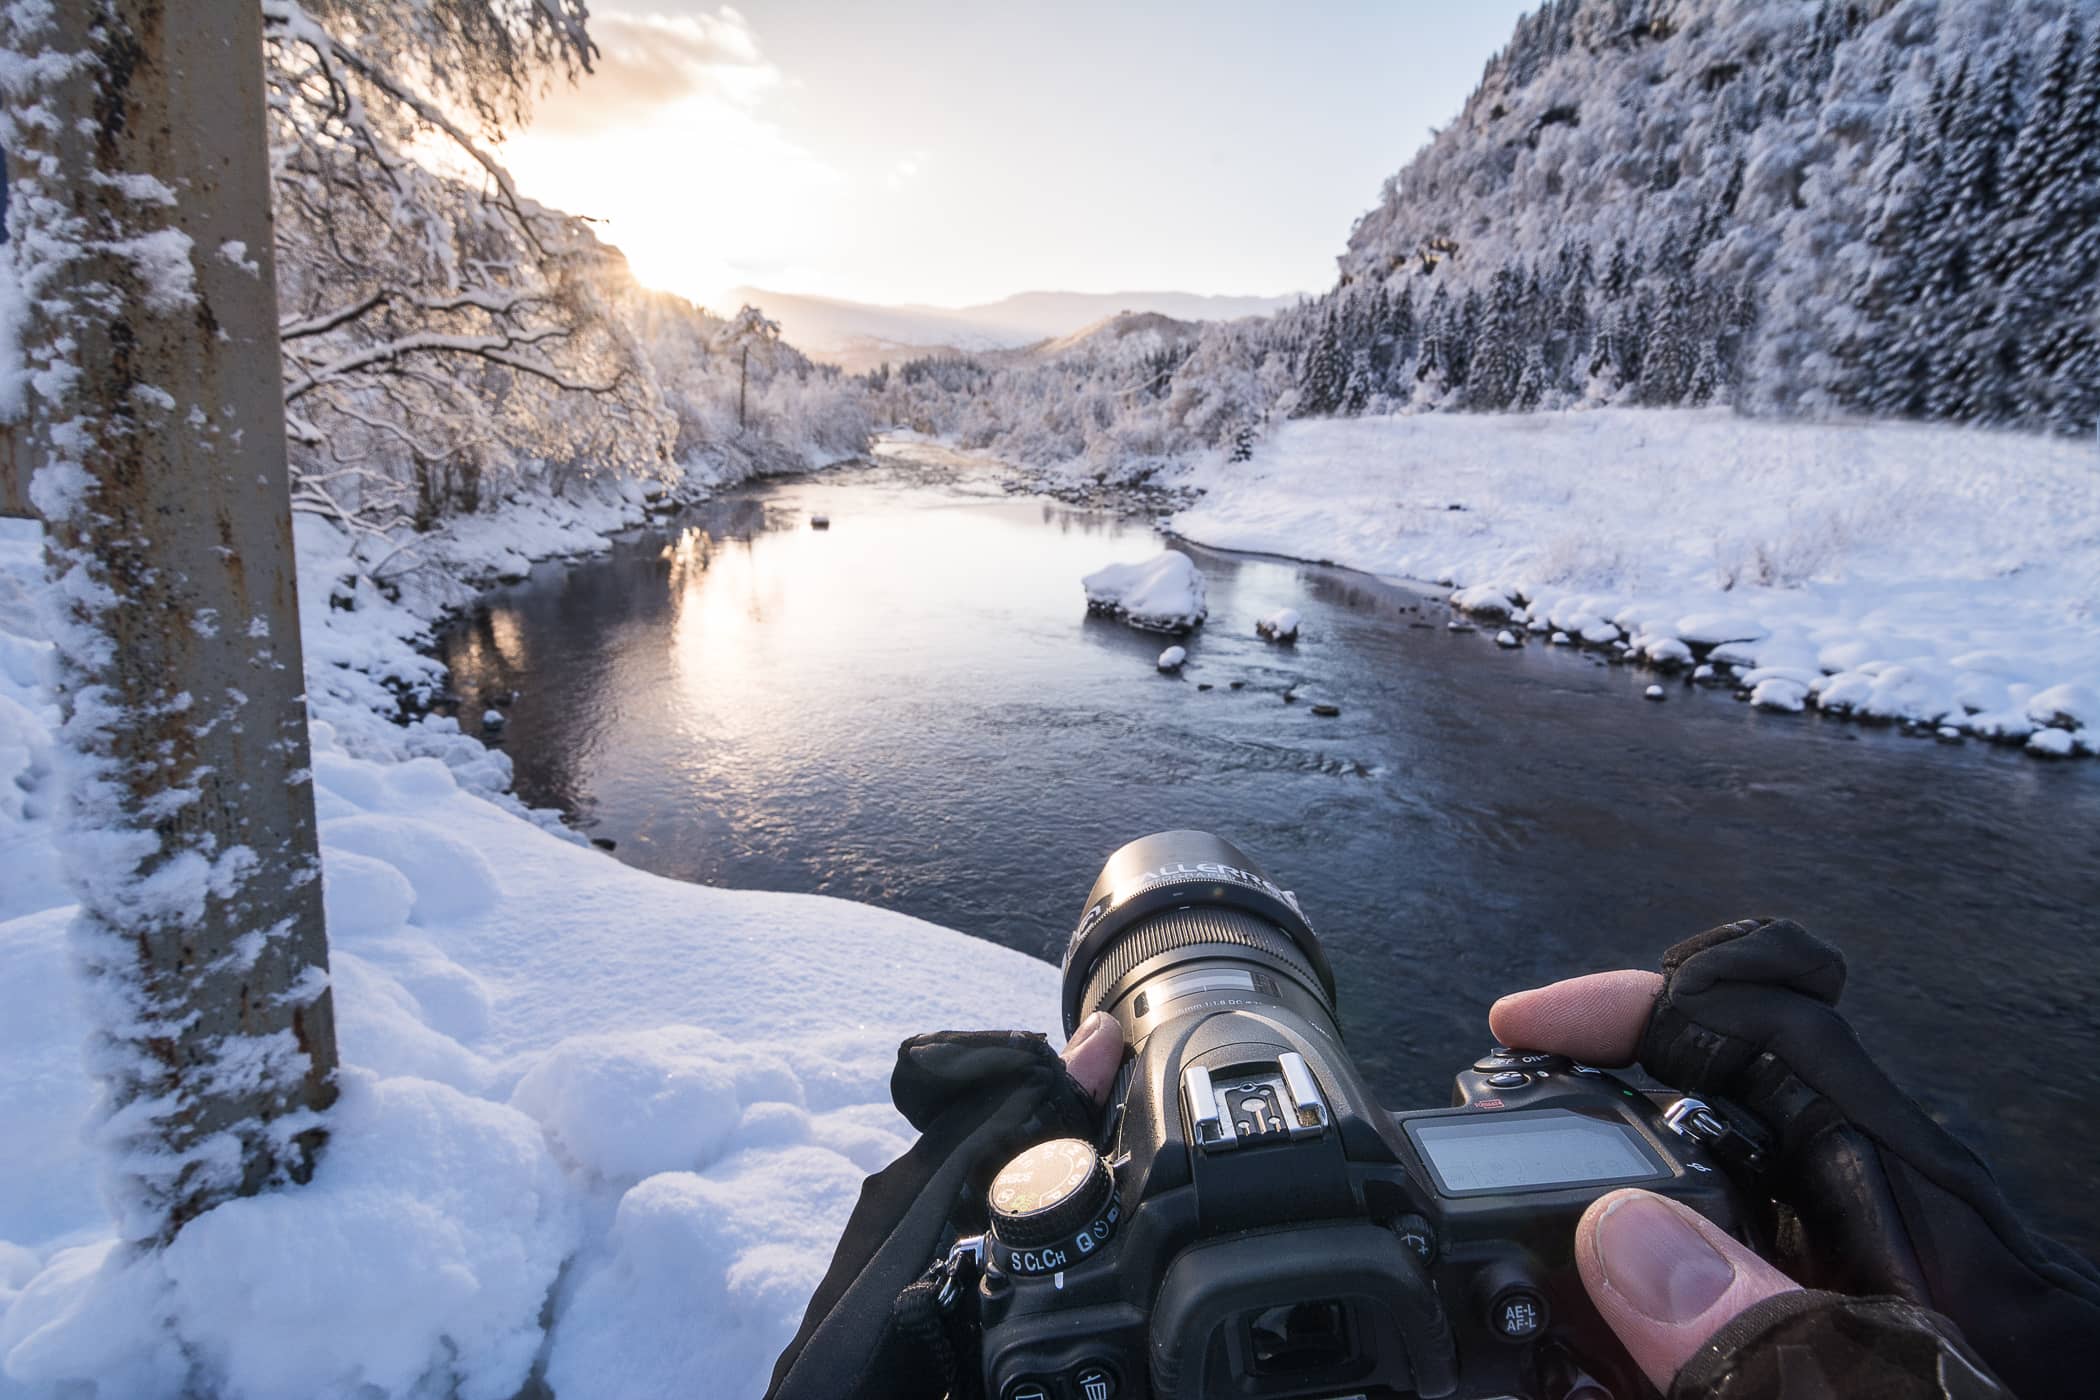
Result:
[0, 460, 1064, 1399]
[1142, 411, 2098, 757]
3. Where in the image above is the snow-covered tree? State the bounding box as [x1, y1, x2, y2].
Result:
[722, 304, 783, 431]
[4, 0, 339, 1245]
[259, 0, 679, 543]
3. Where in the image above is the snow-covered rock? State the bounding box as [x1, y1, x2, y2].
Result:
[1643, 637, 1694, 669]
[1081, 551, 1207, 633]
[1449, 584, 1513, 620]
[2026, 683, 2097, 731]
[1751, 678, 1811, 712]
[1676, 613, 1769, 648]
[2027, 728, 2076, 758]
[1551, 631, 1572, 645]
[1495, 630, 1520, 648]
[1644, 684, 1666, 701]
[1255, 608, 1301, 643]
[1156, 645, 1187, 672]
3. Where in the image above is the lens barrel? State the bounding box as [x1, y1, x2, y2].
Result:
[1061, 830, 1338, 1034]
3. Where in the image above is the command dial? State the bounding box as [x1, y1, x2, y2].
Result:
[986, 1138, 1119, 1276]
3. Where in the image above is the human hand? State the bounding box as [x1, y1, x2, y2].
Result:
[1492, 973, 1802, 1390]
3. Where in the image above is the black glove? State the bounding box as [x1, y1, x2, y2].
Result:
[765, 1030, 1099, 1400]
[1668, 1289, 2005, 1399]
[1637, 918, 2100, 1398]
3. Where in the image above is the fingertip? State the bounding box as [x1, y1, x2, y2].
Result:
[1489, 969, 1663, 1065]
[1060, 1011, 1125, 1105]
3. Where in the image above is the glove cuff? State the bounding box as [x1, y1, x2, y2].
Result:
[1668, 1290, 2008, 1400]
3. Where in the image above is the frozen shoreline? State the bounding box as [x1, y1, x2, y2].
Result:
[0, 462, 1063, 1400]
[1158, 411, 2099, 757]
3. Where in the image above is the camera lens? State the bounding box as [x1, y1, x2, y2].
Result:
[1061, 830, 1337, 1035]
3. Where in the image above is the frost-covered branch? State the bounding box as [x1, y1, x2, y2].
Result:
[284, 325, 619, 402]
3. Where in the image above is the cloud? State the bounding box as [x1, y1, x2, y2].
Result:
[528, 7, 780, 135]
[498, 6, 845, 308]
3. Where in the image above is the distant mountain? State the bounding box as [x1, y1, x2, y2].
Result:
[722, 286, 1302, 370]
[1037, 310, 1204, 358]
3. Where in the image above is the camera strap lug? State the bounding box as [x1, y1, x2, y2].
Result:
[1664, 1095, 1772, 1176]
[934, 1233, 987, 1311]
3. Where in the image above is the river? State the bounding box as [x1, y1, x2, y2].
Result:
[439, 447, 2100, 1257]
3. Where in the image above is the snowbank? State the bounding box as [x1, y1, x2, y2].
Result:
[1082, 550, 1208, 633]
[0, 508, 1061, 1399]
[1172, 411, 2100, 755]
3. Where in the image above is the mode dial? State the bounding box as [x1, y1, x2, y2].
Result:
[986, 1138, 1120, 1276]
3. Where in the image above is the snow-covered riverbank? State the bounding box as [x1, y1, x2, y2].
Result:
[1164, 411, 2100, 756]
[0, 480, 1061, 1399]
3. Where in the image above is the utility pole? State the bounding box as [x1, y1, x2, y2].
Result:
[3, 0, 339, 1243]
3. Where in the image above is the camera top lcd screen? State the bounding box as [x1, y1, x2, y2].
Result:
[1408, 1110, 1668, 1194]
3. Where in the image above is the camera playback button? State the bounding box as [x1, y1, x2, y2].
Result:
[1003, 1381, 1052, 1400]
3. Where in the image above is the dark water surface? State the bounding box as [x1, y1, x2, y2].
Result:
[441, 453, 2100, 1256]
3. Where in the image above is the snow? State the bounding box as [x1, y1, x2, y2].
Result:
[1081, 549, 1208, 633]
[1156, 645, 1187, 672]
[1170, 411, 2100, 757]
[1495, 629, 1519, 648]
[2028, 728, 2076, 758]
[1644, 684, 1666, 701]
[0, 506, 1062, 1399]
[1255, 607, 1301, 642]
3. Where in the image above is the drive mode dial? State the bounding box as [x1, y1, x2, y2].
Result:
[986, 1138, 1120, 1276]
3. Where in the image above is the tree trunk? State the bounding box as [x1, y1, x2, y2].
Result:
[740, 344, 750, 430]
[4, 0, 339, 1244]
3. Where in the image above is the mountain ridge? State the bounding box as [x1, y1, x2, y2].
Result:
[721, 285, 1304, 370]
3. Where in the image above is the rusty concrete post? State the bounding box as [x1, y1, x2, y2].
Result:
[3, 0, 339, 1242]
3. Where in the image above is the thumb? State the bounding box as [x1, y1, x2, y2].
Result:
[1577, 1189, 1801, 1392]
[1059, 1011, 1125, 1106]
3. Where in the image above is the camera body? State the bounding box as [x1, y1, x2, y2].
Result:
[972, 833, 1750, 1400]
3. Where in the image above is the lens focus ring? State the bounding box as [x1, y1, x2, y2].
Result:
[1078, 905, 1325, 1020]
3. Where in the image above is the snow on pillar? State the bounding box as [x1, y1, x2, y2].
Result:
[2, 0, 340, 1242]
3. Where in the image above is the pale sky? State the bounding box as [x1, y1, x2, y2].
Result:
[499, 2, 1537, 311]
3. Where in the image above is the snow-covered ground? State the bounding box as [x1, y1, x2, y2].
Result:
[1169, 410, 2100, 755]
[0, 498, 1059, 1400]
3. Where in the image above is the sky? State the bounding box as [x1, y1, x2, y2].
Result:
[499, 1, 1537, 311]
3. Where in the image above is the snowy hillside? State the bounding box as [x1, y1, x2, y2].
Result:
[1324, 0, 2099, 431]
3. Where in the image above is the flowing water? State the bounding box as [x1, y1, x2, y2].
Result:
[440, 449, 2100, 1256]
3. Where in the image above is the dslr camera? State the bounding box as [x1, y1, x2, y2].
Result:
[961, 831, 1757, 1400]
